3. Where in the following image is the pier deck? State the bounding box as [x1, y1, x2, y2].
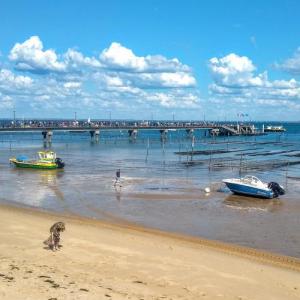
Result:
[0, 121, 262, 136]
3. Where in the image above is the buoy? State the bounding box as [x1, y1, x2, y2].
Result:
[204, 187, 211, 193]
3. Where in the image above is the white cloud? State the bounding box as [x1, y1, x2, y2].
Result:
[150, 72, 196, 88]
[100, 42, 191, 73]
[4, 36, 200, 115]
[0, 93, 13, 108]
[63, 81, 82, 89]
[9, 37, 196, 90]
[9, 36, 103, 75]
[119, 88, 200, 109]
[64, 49, 101, 69]
[276, 48, 300, 75]
[104, 75, 124, 87]
[92, 73, 127, 87]
[100, 42, 147, 71]
[209, 53, 265, 87]
[0, 68, 33, 89]
[209, 53, 300, 110]
[9, 36, 66, 73]
[121, 72, 196, 88]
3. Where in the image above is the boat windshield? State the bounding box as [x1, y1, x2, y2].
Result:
[242, 175, 261, 184]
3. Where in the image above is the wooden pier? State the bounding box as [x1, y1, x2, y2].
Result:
[0, 120, 263, 142]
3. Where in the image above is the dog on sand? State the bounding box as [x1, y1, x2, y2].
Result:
[43, 222, 65, 251]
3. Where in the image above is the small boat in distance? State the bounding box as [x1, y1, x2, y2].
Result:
[222, 175, 285, 199]
[264, 125, 286, 132]
[10, 151, 65, 170]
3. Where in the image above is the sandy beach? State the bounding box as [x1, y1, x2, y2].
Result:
[0, 204, 300, 300]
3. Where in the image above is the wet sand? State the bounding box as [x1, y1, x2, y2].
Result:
[2, 130, 300, 260]
[0, 204, 300, 300]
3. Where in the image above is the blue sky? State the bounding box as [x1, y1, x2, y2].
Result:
[1, 0, 300, 120]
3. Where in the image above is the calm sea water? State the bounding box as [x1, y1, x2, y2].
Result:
[1, 122, 300, 257]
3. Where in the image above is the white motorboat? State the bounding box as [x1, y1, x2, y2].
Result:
[222, 175, 285, 199]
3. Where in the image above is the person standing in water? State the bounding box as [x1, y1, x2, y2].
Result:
[114, 169, 121, 187]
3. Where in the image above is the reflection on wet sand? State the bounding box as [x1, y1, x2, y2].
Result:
[223, 194, 283, 212]
[39, 170, 64, 183]
[115, 190, 121, 202]
[36, 171, 65, 202]
[12, 168, 64, 181]
[12, 168, 66, 204]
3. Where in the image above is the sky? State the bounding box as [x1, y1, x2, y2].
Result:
[1, 0, 300, 121]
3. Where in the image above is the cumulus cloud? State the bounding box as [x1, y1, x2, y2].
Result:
[208, 53, 300, 109]
[9, 36, 66, 73]
[145, 90, 200, 108]
[100, 42, 147, 71]
[100, 42, 191, 73]
[92, 70, 196, 90]
[6, 36, 300, 119]
[118, 72, 196, 89]
[0, 93, 13, 108]
[9, 36, 103, 75]
[64, 49, 101, 69]
[275, 48, 300, 75]
[0, 68, 33, 90]
[3, 36, 200, 115]
[96, 86, 200, 109]
[9, 36, 196, 91]
[209, 53, 265, 87]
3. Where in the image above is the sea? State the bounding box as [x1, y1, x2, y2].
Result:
[1, 121, 300, 258]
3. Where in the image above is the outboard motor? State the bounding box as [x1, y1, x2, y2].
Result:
[55, 157, 65, 169]
[268, 182, 285, 198]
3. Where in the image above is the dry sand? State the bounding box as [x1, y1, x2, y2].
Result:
[0, 204, 300, 300]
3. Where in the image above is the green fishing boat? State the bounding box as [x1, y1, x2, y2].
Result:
[10, 151, 65, 170]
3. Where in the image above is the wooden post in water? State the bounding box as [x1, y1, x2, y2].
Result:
[191, 136, 195, 161]
[209, 148, 212, 171]
[186, 145, 189, 165]
[145, 138, 149, 162]
[239, 154, 243, 176]
[285, 160, 289, 190]
[178, 143, 182, 162]
[162, 137, 166, 165]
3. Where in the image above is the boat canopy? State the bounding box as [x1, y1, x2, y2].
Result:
[16, 155, 29, 162]
[38, 151, 56, 161]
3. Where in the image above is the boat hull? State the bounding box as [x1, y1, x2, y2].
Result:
[224, 182, 274, 199]
[10, 160, 59, 170]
